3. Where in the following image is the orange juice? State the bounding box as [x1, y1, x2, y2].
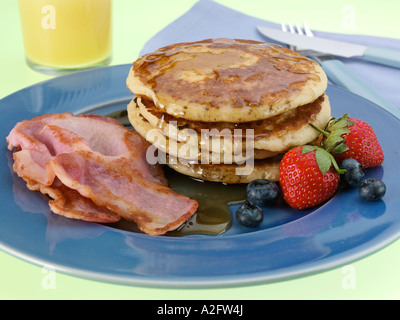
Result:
[18, 0, 112, 73]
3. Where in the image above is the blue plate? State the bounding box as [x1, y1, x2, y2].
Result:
[1, 64, 399, 288]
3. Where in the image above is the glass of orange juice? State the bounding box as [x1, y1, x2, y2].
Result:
[18, 0, 112, 75]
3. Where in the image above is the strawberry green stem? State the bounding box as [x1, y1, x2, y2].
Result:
[329, 153, 346, 175]
[309, 123, 329, 137]
[325, 140, 345, 154]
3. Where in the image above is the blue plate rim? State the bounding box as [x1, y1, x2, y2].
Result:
[1, 64, 399, 288]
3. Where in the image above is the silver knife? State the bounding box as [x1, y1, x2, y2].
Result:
[257, 26, 400, 68]
[256, 25, 400, 119]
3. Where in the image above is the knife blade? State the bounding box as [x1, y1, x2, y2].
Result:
[257, 26, 400, 119]
[257, 26, 400, 68]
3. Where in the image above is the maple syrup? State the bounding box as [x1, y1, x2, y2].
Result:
[133, 38, 321, 115]
[106, 109, 247, 236]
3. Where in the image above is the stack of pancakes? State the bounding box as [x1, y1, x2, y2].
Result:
[126, 38, 331, 184]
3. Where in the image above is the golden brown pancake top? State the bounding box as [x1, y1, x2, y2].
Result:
[132, 39, 323, 115]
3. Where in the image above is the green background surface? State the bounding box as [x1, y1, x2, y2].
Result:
[1, 0, 400, 300]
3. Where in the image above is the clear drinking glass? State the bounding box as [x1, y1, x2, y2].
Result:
[18, 0, 112, 75]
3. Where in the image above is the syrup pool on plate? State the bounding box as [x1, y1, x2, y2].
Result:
[106, 109, 247, 236]
[107, 165, 247, 236]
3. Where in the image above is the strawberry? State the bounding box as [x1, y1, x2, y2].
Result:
[279, 145, 343, 210]
[310, 114, 384, 168]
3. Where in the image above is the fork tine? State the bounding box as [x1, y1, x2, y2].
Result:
[302, 22, 314, 37]
[288, 23, 295, 33]
[295, 23, 304, 35]
[281, 23, 295, 50]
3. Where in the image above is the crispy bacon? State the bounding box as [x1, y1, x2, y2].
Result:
[6, 113, 198, 235]
[25, 177, 121, 223]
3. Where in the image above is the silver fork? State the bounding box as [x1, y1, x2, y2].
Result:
[281, 22, 334, 63]
[281, 22, 396, 111]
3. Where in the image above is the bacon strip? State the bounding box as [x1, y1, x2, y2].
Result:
[25, 177, 121, 223]
[6, 113, 198, 235]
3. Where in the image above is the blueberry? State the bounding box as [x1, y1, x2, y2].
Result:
[246, 179, 279, 206]
[340, 158, 365, 187]
[358, 178, 386, 201]
[235, 203, 263, 228]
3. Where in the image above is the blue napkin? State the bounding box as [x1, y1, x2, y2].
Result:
[140, 0, 400, 110]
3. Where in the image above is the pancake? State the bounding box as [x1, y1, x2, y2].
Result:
[126, 38, 331, 183]
[127, 94, 330, 162]
[165, 154, 283, 184]
[127, 38, 328, 123]
[127, 98, 256, 164]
